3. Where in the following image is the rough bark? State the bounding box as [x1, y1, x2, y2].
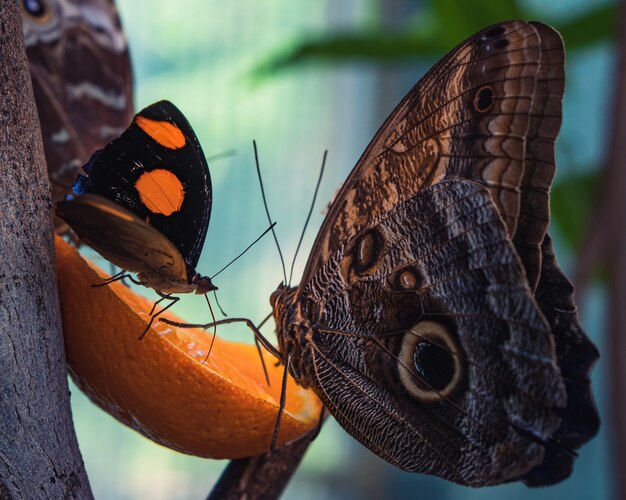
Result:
[208, 434, 314, 500]
[0, 0, 92, 498]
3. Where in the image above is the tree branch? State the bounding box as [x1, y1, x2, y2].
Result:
[573, 0, 626, 498]
[605, 4, 626, 499]
[0, 0, 92, 497]
[208, 433, 315, 500]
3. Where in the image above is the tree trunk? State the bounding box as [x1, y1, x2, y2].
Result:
[0, 0, 92, 497]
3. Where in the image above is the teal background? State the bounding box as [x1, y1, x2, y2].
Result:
[69, 1, 612, 498]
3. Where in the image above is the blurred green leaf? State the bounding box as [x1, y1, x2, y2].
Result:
[555, 4, 616, 49]
[253, 2, 614, 77]
[432, 0, 523, 43]
[252, 32, 442, 78]
[551, 169, 600, 251]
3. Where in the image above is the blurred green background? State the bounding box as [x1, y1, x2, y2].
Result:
[69, 0, 612, 498]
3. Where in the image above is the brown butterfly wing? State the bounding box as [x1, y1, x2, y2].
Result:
[23, 0, 134, 208]
[296, 181, 565, 486]
[277, 20, 598, 485]
[56, 194, 189, 289]
[300, 21, 562, 293]
[521, 234, 600, 485]
[512, 22, 564, 290]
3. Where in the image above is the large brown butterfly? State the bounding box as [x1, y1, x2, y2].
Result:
[271, 21, 599, 487]
[22, 0, 133, 218]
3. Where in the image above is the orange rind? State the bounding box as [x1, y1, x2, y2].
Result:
[54, 235, 321, 458]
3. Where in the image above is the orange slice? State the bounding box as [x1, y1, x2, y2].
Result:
[54, 236, 321, 458]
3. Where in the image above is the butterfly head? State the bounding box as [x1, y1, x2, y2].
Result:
[270, 284, 300, 329]
[270, 284, 315, 385]
[270, 284, 288, 319]
[191, 273, 217, 294]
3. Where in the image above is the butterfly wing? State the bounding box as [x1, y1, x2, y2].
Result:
[22, 0, 134, 207]
[521, 234, 600, 485]
[72, 100, 212, 270]
[512, 22, 564, 291]
[296, 181, 566, 486]
[276, 20, 597, 486]
[56, 194, 189, 286]
[300, 21, 562, 293]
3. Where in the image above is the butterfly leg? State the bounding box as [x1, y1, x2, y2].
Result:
[271, 353, 291, 451]
[158, 316, 281, 386]
[252, 336, 270, 386]
[147, 294, 170, 317]
[201, 294, 218, 364]
[212, 289, 227, 317]
[139, 292, 179, 340]
[108, 263, 132, 288]
[92, 270, 138, 287]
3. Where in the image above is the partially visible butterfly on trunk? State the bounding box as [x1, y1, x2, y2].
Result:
[21, 0, 134, 226]
[56, 101, 216, 335]
[271, 21, 599, 487]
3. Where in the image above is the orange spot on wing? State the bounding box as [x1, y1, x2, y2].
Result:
[135, 115, 186, 149]
[135, 169, 185, 216]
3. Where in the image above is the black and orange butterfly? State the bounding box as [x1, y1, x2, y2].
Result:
[56, 100, 217, 335]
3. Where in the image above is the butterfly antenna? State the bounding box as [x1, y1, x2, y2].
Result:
[288, 150, 327, 286]
[210, 222, 277, 280]
[202, 293, 218, 364]
[253, 140, 287, 285]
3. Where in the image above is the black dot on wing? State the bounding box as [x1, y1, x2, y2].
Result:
[413, 340, 456, 392]
[473, 86, 494, 113]
[481, 25, 506, 41]
[397, 320, 463, 403]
